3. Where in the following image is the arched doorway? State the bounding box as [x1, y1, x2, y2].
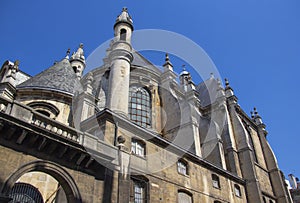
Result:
[1, 160, 82, 203]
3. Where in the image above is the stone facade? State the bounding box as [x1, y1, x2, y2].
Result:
[0, 7, 292, 203]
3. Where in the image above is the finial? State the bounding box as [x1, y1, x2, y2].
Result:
[253, 107, 265, 127]
[182, 64, 186, 71]
[165, 53, 169, 62]
[117, 135, 126, 144]
[65, 48, 70, 59]
[14, 60, 20, 67]
[250, 111, 254, 119]
[224, 78, 236, 98]
[163, 53, 173, 71]
[253, 107, 261, 118]
[79, 43, 83, 49]
[210, 72, 214, 79]
[254, 107, 258, 115]
[114, 7, 133, 30]
[12, 60, 19, 72]
[225, 78, 229, 87]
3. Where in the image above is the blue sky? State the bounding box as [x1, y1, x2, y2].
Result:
[1, 1, 300, 178]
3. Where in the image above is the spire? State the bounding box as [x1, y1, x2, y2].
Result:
[114, 7, 134, 30]
[163, 53, 173, 72]
[65, 48, 70, 59]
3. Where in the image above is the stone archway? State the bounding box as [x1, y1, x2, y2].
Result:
[1, 160, 82, 203]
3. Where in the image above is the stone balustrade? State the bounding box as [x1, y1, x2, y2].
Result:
[0, 96, 80, 142]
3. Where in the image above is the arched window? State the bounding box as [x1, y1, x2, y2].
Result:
[214, 201, 222, 203]
[28, 102, 60, 119]
[72, 66, 77, 73]
[36, 110, 51, 117]
[178, 190, 193, 203]
[120, 28, 127, 41]
[128, 86, 151, 128]
[234, 184, 241, 197]
[212, 174, 220, 189]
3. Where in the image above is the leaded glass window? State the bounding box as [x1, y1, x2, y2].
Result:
[130, 177, 148, 203]
[134, 181, 145, 203]
[129, 86, 151, 128]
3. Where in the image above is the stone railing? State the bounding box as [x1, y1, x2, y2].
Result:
[0, 96, 80, 142]
[31, 113, 80, 142]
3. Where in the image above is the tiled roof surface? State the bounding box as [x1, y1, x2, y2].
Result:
[17, 59, 81, 95]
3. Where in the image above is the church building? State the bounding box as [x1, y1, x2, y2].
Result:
[0, 8, 292, 203]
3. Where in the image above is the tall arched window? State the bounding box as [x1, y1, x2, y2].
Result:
[120, 29, 127, 41]
[129, 86, 151, 128]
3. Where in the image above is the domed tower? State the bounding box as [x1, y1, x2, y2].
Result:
[107, 7, 134, 116]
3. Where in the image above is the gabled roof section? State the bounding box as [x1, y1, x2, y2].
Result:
[196, 77, 219, 107]
[17, 59, 81, 95]
[131, 51, 162, 75]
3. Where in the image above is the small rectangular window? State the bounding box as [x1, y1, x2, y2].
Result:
[212, 174, 220, 189]
[132, 139, 145, 157]
[234, 184, 241, 197]
[177, 160, 188, 175]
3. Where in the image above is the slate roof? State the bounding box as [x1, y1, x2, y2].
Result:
[17, 59, 82, 95]
[131, 51, 162, 75]
[196, 78, 219, 107]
